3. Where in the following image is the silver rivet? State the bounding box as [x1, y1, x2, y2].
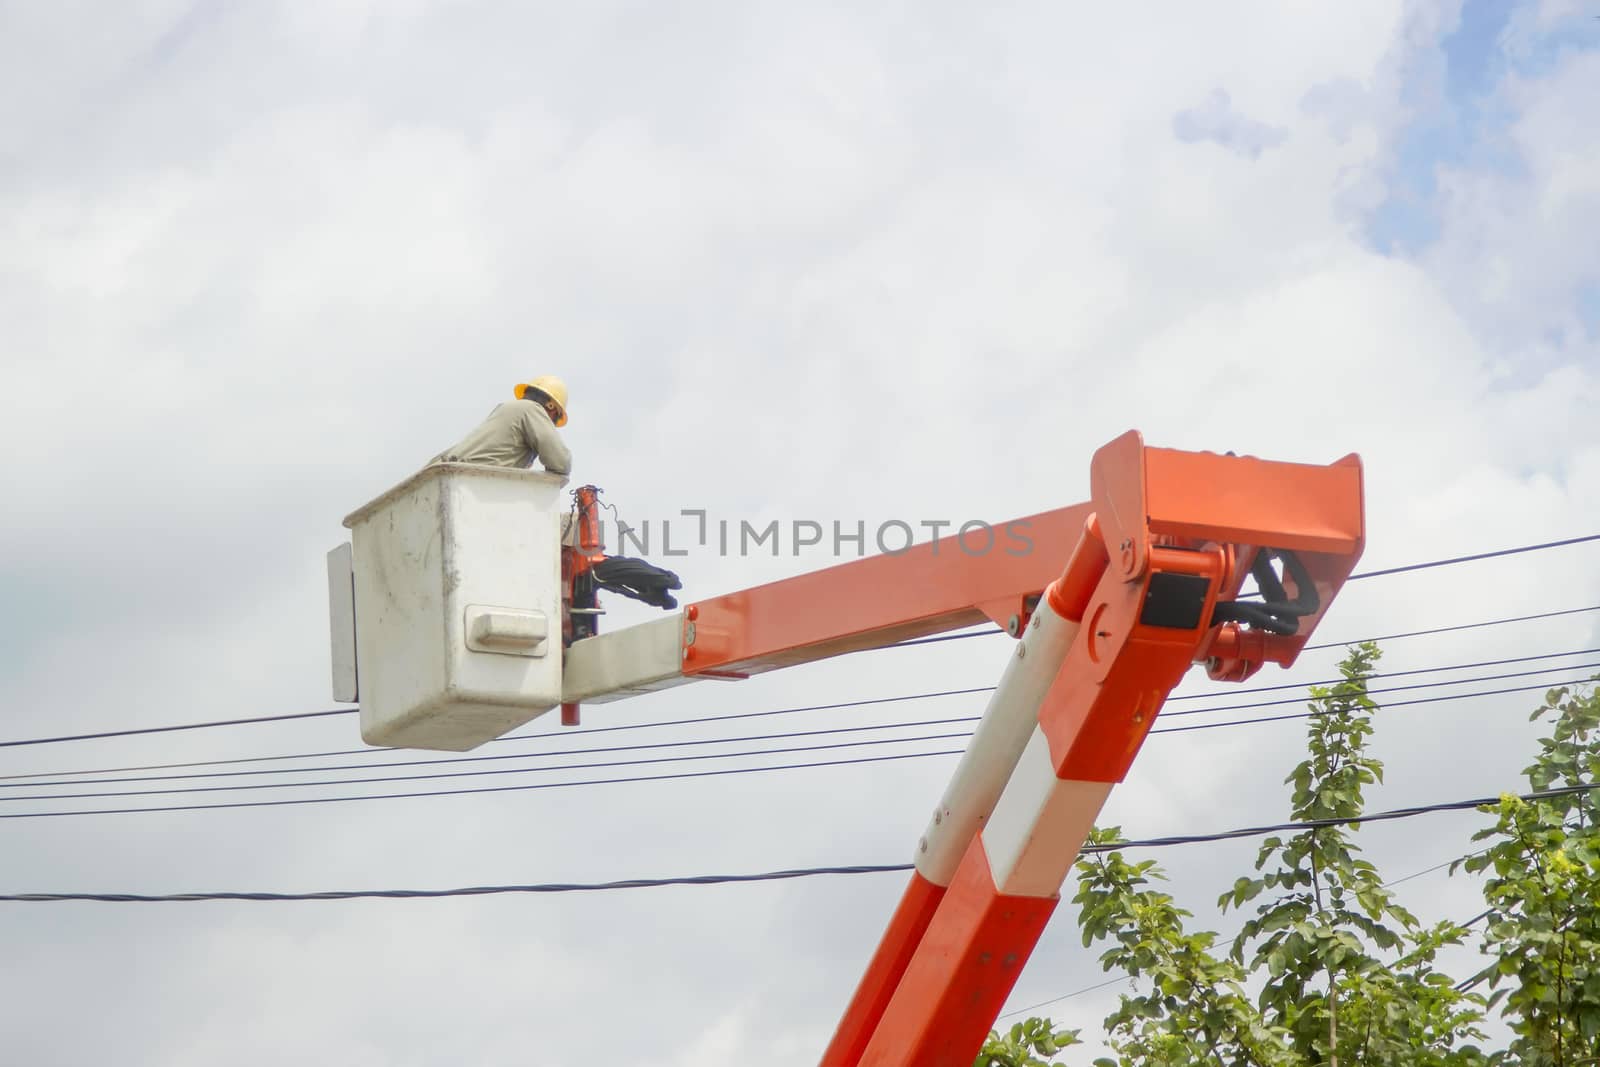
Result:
[1016, 643, 1026, 659]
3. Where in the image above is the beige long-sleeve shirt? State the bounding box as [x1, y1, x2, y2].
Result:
[431, 399, 573, 475]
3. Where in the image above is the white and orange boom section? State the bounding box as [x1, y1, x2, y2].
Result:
[813, 431, 1364, 1067]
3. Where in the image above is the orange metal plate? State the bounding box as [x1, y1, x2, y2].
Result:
[818, 873, 947, 1067]
[684, 505, 1093, 676]
[1144, 449, 1365, 555]
[856, 839, 1057, 1067]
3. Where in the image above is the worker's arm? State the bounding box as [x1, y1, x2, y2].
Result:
[522, 407, 573, 475]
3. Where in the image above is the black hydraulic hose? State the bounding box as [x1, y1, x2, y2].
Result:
[1267, 548, 1320, 617]
[1210, 548, 1319, 634]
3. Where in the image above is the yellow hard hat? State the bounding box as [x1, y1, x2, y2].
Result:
[514, 375, 569, 426]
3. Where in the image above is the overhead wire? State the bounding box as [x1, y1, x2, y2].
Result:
[1159, 660, 1600, 719]
[6, 610, 1599, 786]
[0, 707, 353, 750]
[3, 659, 1587, 799]
[4, 671, 1598, 817]
[1151, 676, 1600, 735]
[0, 731, 977, 803]
[4, 782, 1593, 901]
[892, 537, 1600, 650]
[1343, 534, 1600, 582]
[0, 748, 964, 819]
[1303, 604, 1600, 651]
[2, 647, 1593, 791]
[2, 532, 1596, 753]
[1164, 646, 1600, 702]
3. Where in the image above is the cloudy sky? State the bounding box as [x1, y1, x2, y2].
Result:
[3, 1, 1599, 1063]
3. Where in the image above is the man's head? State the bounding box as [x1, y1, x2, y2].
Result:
[513, 375, 569, 427]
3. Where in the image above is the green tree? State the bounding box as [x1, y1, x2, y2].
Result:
[1458, 680, 1600, 1066]
[974, 1017, 1080, 1067]
[1218, 642, 1487, 1065]
[998, 643, 1491, 1065]
[1073, 828, 1296, 1066]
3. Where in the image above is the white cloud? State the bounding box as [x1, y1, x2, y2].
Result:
[2, 1, 1598, 1064]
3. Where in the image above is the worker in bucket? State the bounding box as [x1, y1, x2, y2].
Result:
[431, 375, 573, 475]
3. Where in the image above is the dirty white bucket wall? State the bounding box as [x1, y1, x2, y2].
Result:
[342, 464, 567, 751]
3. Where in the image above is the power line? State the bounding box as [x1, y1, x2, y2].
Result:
[0, 688, 990, 782]
[877, 628, 995, 650]
[997, 976, 1128, 1021]
[0, 749, 971, 820]
[7, 605, 1597, 785]
[1304, 605, 1600, 652]
[1161, 661, 1600, 720]
[5, 782, 1593, 902]
[3, 662, 1587, 806]
[4, 665, 1595, 809]
[907, 536, 1600, 649]
[8, 651, 1594, 792]
[0, 732, 975, 803]
[5, 676, 1597, 819]
[1164, 647, 1600, 703]
[1102, 782, 1599, 850]
[0, 708, 353, 750]
[0, 864, 918, 904]
[0, 716, 981, 790]
[2, 531, 1595, 752]
[1152, 676, 1600, 735]
[1345, 534, 1600, 582]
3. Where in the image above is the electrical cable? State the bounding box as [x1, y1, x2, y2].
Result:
[6, 666, 1597, 804]
[2, 533, 1595, 753]
[1344, 534, 1600, 582]
[5, 676, 1598, 818]
[1150, 676, 1600, 736]
[0, 688, 992, 782]
[4, 665, 1596, 806]
[876, 628, 995, 650]
[0, 732, 976, 803]
[1159, 661, 1600, 719]
[0, 708, 353, 750]
[0, 749, 972, 819]
[7, 651, 1595, 791]
[889, 537, 1600, 646]
[1107, 782, 1599, 850]
[1303, 605, 1600, 651]
[4, 782, 1592, 901]
[1164, 647, 1600, 703]
[0, 716, 984, 790]
[7, 614, 1598, 786]
[0, 864, 918, 903]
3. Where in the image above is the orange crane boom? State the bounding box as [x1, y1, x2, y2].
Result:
[810, 431, 1364, 1066]
[561, 432, 1363, 1066]
[337, 429, 1364, 1065]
